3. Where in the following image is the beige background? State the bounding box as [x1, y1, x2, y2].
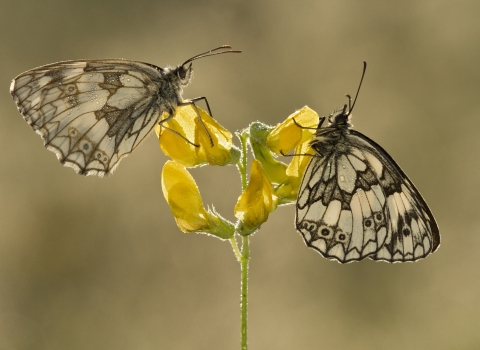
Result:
[1, 1, 479, 349]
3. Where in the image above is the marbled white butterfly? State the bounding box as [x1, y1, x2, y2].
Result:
[296, 62, 440, 263]
[10, 45, 241, 177]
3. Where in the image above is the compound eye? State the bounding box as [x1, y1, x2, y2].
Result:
[178, 67, 187, 79]
[178, 63, 192, 84]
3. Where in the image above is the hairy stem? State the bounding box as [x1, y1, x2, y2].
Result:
[230, 237, 242, 262]
[235, 129, 250, 349]
[240, 235, 250, 350]
[236, 129, 249, 191]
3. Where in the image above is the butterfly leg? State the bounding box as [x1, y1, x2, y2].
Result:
[178, 97, 214, 147]
[293, 116, 326, 130]
[279, 116, 326, 156]
[280, 149, 318, 158]
[188, 96, 213, 117]
[158, 113, 200, 148]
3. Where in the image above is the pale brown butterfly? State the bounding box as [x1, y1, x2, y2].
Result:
[10, 45, 241, 177]
[295, 62, 440, 263]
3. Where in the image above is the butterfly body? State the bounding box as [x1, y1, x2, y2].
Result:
[296, 105, 440, 263]
[10, 46, 240, 177]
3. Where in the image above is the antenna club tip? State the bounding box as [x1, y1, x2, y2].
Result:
[218, 45, 241, 53]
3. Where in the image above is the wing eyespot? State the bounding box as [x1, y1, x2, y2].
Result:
[79, 139, 93, 152]
[94, 151, 109, 164]
[318, 225, 333, 238]
[301, 221, 318, 233]
[68, 127, 79, 137]
[364, 218, 373, 228]
[335, 231, 348, 243]
[65, 84, 78, 95]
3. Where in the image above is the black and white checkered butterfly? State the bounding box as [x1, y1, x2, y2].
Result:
[10, 46, 240, 177]
[296, 63, 440, 263]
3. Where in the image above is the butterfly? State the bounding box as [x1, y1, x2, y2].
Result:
[295, 62, 440, 263]
[10, 45, 241, 177]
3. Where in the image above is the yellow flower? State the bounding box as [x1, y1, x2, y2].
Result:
[249, 122, 289, 185]
[162, 160, 234, 238]
[266, 106, 319, 155]
[156, 109, 200, 167]
[194, 112, 239, 166]
[155, 103, 239, 167]
[250, 106, 319, 205]
[234, 160, 278, 235]
[274, 139, 315, 204]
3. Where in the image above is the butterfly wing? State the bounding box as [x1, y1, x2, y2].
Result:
[296, 130, 439, 263]
[10, 59, 165, 176]
[348, 130, 440, 262]
[296, 150, 390, 262]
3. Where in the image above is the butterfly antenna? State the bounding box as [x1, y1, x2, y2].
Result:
[345, 94, 352, 111]
[347, 61, 367, 116]
[182, 45, 242, 66]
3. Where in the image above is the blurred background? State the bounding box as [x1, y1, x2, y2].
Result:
[1, 0, 479, 349]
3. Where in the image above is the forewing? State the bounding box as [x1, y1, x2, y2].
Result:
[296, 150, 390, 263]
[10, 59, 164, 176]
[348, 130, 440, 262]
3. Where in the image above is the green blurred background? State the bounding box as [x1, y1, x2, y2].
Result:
[1, 0, 479, 349]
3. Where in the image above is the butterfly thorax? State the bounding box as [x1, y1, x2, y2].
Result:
[159, 65, 193, 115]
[310, 108, 353, 156]
[329, 105, 353, 128]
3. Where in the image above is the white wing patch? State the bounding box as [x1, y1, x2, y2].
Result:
[11, 60, 164, 176]
[296, 130, 439, 263]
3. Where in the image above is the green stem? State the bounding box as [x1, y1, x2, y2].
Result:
[230, 237, 242, 262]
[234, 129, 251, 349]
[240, 235, 250, 350]
[236, 129, 249, 191]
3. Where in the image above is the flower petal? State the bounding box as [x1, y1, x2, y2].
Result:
[156, 103, 238, 167]
[161, 161, 235, 238]
[266, 106, 319, 155]
[161, 161, 210, 232]
[194, 108, 239, 166]
[234, 160, 278, 235]
[249, 122, 289, 184]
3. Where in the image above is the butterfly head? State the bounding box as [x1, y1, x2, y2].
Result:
[326, 61, 367, 129]
[172, 45, 241, 87]
[328, 104, 352, 128]
[175, 63, 194, 86]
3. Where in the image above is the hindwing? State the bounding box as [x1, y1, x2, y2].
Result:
[296, 130, 440, 263]
[10, 60, 165, 176]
